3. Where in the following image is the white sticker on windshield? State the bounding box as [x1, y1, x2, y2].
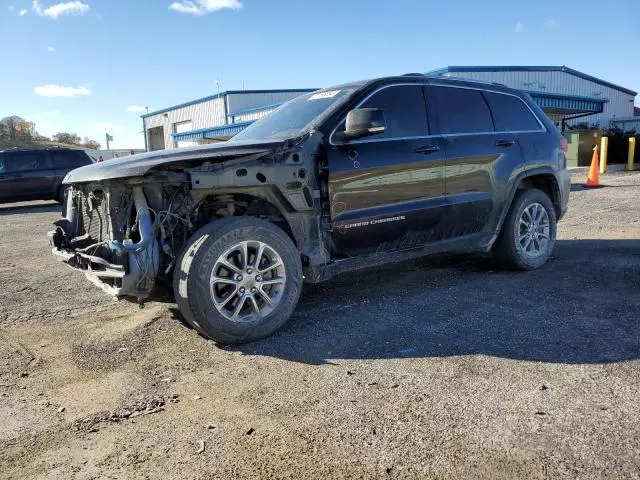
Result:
[308, 90, 340, 100]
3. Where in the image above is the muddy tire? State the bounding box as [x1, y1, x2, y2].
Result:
[173, 217, 303, 344]
[493, 188, 557, 270]
[56, 186, 67, 204]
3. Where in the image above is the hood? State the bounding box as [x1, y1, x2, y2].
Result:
[63, 138, 286, 183]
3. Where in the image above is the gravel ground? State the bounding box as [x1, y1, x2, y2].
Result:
[1, 171, 639, 479]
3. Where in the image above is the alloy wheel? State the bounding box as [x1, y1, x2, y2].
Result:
[209, 240, 286, 322]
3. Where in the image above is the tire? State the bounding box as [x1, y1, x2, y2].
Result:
[173, 217, 303, 344]
[493, 188, 557, 270]
[55, 186, 67, 204]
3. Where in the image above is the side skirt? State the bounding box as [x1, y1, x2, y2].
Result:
[304, 232, 492, 283]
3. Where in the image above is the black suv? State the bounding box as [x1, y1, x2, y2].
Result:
[49, 75, 570, 344]
[0, 148, 93, 204]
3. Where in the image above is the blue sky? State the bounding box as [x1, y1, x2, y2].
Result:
[1, 0, 639, 149]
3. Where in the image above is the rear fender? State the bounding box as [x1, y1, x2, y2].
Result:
[489, 167, 560, 247]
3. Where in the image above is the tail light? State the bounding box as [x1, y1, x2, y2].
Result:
[560, 137, 568, 153]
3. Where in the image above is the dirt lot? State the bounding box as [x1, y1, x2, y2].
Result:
[1, 171, 639, 480]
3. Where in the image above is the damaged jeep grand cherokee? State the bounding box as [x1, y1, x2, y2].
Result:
[49, 75, 570, 344]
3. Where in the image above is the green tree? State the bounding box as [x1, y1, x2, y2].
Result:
[53, 132, 82, 145]
[1, 116, 30, 140]
[82, 138, 101, 149]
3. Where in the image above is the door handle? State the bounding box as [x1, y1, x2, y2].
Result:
[414, 145, 440, 154]
[495, 139, 515, 147]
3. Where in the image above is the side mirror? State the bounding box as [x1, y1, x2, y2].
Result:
[336, 108, 386, 142]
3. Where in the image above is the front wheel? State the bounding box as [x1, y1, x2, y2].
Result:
[493, 188, 557, 270]
[173, 217, 303, 344]
[55, 186, 68, 204]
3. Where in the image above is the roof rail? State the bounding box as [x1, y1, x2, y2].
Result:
[426, 74, 507, 87]
[401, 73, 426, 77]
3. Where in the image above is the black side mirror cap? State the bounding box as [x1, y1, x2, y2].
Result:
[339, 108, 386, 141]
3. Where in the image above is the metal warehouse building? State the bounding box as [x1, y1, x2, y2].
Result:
[142, 88, 315, 151]
[427, 66, 638, 130]
[141, 66, 638, 151]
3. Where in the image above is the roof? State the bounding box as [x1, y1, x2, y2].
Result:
[425, 66, 637, 96]
[171, 121, 254, 142]
[142, 88, 318, 119]
[610, 116, 640, 123]
[527, 92, 606, 115]
[0, 144, 85, 153]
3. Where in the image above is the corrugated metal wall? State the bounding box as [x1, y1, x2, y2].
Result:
[612, 118, 640, 132]
[438, 70, 635, 127]
[143, 91, 312, 149]
[143, 97, 226, 149]
[233, 108, 276, 123]
[226, 91, 310, 115]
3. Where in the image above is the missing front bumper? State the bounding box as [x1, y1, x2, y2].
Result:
[48, 185, 159, 299]
[49, 245, 131, 296]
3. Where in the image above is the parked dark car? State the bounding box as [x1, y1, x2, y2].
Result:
[49, 74, 570, 344]
[0, 148, 93, 204]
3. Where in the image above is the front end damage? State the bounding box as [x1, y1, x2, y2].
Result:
[48, 181, 192, 300]
[47, 136, 331, 300]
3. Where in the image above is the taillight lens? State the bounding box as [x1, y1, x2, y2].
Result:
[560, 137, 568, 153]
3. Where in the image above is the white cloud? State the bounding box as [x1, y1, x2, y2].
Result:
[34, 84, 92, 98]
[32, 0, 90, 19]
[41, 110, 59, 117]
[127, 105, 147, 113]
[19, 8, 28, 15]
[515, 22, 524, 33]
[544, 19, 560, 30]
[169, 0, 242, 16]
[48, 46, 55, 52]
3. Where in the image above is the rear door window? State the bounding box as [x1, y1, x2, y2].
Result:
[357, 84, 429, 139]
[483, 92, 543, 132]
[431, 86, 494, 135]
[5, 151, 45, 172]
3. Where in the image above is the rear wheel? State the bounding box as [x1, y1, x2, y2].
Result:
[173, 217, 303, 344]
[56, 186, 67, 204]
[493, 188, 557, 270]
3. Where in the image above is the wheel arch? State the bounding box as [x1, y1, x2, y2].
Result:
[193, 189, 302, 251]
[490, 168, 561, 247]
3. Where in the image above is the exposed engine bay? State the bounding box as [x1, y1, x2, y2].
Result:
[48, 182, 194, 300]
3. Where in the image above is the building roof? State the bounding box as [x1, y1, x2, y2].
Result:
[425, 66, 637, 96]
[172, 121, 254, 142]
[142, 88, 317, 119]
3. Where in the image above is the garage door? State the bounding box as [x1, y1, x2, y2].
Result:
[174, 121, 196, 148]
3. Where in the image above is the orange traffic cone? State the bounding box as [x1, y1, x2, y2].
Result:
[585, 146, 600, 187]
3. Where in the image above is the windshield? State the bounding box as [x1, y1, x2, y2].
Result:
[232, 88, 356, 141]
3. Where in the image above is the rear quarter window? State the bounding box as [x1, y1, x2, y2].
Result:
[52, 151, 92, 168]
[431, 86, 494, 135]
[483, 92, 543, 132]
